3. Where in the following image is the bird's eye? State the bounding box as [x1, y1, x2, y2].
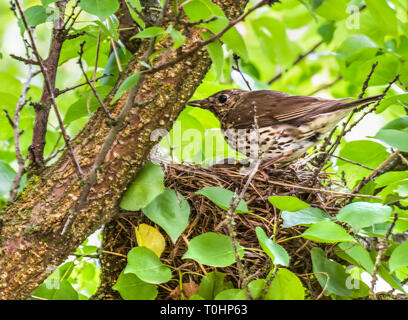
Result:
[218, 94, 228, 103]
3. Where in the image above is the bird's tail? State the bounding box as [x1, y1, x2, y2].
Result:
[339, 94, 383, 109]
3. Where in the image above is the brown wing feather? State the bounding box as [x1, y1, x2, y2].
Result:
[226, 90, 350, 129]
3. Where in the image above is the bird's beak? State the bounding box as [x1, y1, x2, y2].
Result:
[187, 99, 206, 108]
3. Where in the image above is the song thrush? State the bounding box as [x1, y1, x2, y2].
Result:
[187, 89, 382, 164]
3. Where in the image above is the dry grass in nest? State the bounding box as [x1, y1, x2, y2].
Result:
[115, 161, 354, 300]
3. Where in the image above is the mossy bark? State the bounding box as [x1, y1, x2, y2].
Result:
[94, 0, 250, 299]
[0, 0, 248, 300]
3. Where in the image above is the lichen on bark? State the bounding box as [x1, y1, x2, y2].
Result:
[0, 0, 249, 300]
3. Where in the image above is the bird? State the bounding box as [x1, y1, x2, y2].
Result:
[187, 89, 383, 164]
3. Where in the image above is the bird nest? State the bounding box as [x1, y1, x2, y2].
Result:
[112, 159, 351, 300]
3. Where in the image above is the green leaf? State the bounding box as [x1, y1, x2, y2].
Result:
[182, 232, 244, 267]
[198, 272, 234, 300]
[251, 17, 295, 65]
[255, 227, 289, 266]
[374, 117, 408, 152]
[311, 247, 351, 296]
[375, 171, 408, 189]
[41, 0, 59, 5]
[221, 27, 248, 61]
[142, 188, 190, 243]
[281, 207, 331, 228]
[130, 27, 166, 39]
[268, 196, 309, 212]
[389, 240, 408, 272]
[183, 0, 224, 22]
[337, 202, 393, 231]
[368, 248, 406, 293]
[376, 93, 408, 113]
[112, 271, 158, 300]
[169, 27, 186, 49]
[57, 262, 75, 280]
[120, 162, 164, 211]
[214, 289, 248, 300]
[265, 268, 305, 300]
[63, 86, 113, 125]
[0, 160, 16, 197]
[101, 48, 132, 87]
[337, 35, 378, 60]
[24, 6, 49, 27]
[196, 186, 250, 213]
[365, 0, 398, 38]
[79, 0, 120, 20]
[33, 280, 79, 300]
[318, 22, 336, 44]
[302, 221, 356, 243]
[336, 242, 374, 274]
[201, 31, 224, 81]
[112, 72, 141, 103]
[314, 0, 348, 21]
[248, 279, 266, 300]
[337, 140, 389, 187]
[124, 247, 172, 284]
[360, 221, 394, 237]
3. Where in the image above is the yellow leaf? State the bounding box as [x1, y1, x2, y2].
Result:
[135, 224, 166, 258]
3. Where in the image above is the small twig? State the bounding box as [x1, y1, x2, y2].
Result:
[55, 73, 112, 96]
[260, 266, 279, 299]
[166, 14, 218, 28]
[298, 152, 375, 171]
[3, 109, 14, 127]
[9, 54, 39, 65]
[8, 34, 35, 201]
[77, 41, 113, 119]
[232, 53, 252, 91]
[15, 0, 83, 177]
[310, 63, 385, 186]
[343, 75, 399, 137]
[143, 0, 278, 76]
[62, 0, 171, 235]
[268, 41, 323, 85]
[63, 0, 81, 31]
[308, 75, 342, 96]
[390, 201, 408, 211]
[370, 212, 398, 299]
[259, 178, 382, 200]
[127, 1, 150, 26]
[360, 62, 379, 99]
[352, 151, 401, 195]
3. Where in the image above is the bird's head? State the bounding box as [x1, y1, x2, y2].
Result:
[187, 89, 246, 119]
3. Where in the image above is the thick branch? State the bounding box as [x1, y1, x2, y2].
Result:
[0, 0, 249, 300]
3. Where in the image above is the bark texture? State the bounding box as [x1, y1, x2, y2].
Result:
[0, 0, 248, 300]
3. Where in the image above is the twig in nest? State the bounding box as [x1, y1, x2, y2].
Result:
[370, 212, 398, 299]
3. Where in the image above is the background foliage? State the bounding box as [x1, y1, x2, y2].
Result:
[1, 0, 408, 300]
